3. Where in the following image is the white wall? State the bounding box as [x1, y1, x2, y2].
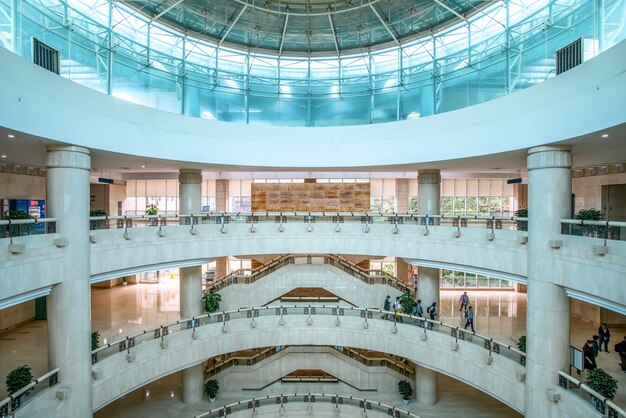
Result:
[572, 172, 626, 215]
[0, 172, 45, 200]
[0, 42, 624, 168]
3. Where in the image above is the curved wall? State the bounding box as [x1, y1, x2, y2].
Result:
[91, 313, 526, 412]
[0, 41, 625, 168]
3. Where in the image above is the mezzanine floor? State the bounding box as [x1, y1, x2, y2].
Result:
[0, 283, 624, 413]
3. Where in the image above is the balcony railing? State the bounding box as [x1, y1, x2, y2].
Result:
[0, 218, 57, 240]
[195, 393, 423, 418]
[558, 371, 625, 417]
[0, 368, 60, 417]
[91, 305, 525, 368]
[561, 219, 626, 241]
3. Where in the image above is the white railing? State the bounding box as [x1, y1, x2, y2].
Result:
[0, 368, 60, 416]
[0, 217, 57, 240]
[194, 392, 423, 418]
[91, 305, 526, 367]
[558, 371, 625, 417]
[560, 219, 626, 241]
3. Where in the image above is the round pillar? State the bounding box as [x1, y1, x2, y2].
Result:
[178, 169, 204, 404]
[525, 146, 572, 418]
[45, 145, 92, 417]
[415, 169, 441, 406]
[415, 365, 438, 405]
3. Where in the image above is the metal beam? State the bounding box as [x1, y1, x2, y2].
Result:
[151, 0, 184, 22]
[327, 13, 340, 56]
[368, 4, 399, 45]
[218, 4, 248, 47]
[278, 12, 289, 56]
[432, 0, 467, 22]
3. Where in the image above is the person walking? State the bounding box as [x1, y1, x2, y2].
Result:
[592, 335, 600, 357]
[583, 340, 597, 371]
[459, 292, 470, 312]
[414, 299, 423, 317]
[426, 302, 437, 320]
[383, 295, 391, 320]
[615, 336, 626, 372]
[394, 296, 404, 323]
[464, 305, 475, 332]
[598, 323, 611, 353]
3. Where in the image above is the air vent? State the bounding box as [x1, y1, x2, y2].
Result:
[555, 38, 582, 75]
[32, 38, 60, 74]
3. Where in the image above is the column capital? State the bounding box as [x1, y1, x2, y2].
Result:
[179, 169, 202, 184]
[46, 145, 90, 170]
[418, 169, 441, 185]
[527, 145, 572, 171]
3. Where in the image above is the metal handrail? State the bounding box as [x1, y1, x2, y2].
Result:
[0, 217, 58, 225]
[92, 305, 526, 360]
[0, 368, 60, 412]
[557, 371, 626, 416]
[561, 219, 626, 227]
[194, 392, 424, 418]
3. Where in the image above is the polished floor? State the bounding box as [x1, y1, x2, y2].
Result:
[0, 282, 624, 415]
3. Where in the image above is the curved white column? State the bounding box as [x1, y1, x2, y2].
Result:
[178, 168, 204, 404]
[45, 145, 92, 417]
[416, 169, 441, 405]
[525, 146, 572, 418]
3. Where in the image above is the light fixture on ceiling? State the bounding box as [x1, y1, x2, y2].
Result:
[601, 134, 609, 138]
[141, 165, 146, 168]
[7, 134, 15, 138]
[1, 155, 6, 158]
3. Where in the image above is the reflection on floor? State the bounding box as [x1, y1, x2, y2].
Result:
[94, 372, 522, 418]
[0, 283, 623, 411]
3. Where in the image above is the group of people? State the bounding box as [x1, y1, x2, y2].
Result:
[583, 323, 626, 374]
[381, 291, 475, 333]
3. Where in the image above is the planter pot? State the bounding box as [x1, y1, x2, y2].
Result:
[402, 399, 409, 405]
[209, 397, 216, 403]
[122, 282, 128, 286]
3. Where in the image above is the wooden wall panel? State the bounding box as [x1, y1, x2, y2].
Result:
[252, 183, 370, 212]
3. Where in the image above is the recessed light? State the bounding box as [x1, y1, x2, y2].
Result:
[601, 134, 609, 138]
[141, 165, 146, 168]
[7, 134, 15, 138]
[1, 155, 6, 158]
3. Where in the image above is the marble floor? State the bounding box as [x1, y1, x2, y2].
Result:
[0, 283, 624, 414]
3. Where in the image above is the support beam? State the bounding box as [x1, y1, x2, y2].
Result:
[327, 13, 340, 56]
[278, 11, 289, 56]
[151, 0, 184, 22]
[218, 5, 248, 47]
[368, 4, 399, 45]
[432, 0, 467, 22]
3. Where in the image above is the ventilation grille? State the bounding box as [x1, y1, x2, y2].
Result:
[555, 38, 582, 75]
[32, 38, 60, 74]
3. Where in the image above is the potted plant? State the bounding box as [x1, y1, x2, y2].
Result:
[121, 277, 128, 286]
[514, 208, 528, 231]
[204, 379, 219, 403]
[2, 210, 33, 237]
[574, 208, 605, 238]
[146, 204, 159, 226]
[6, 365, 33, 396]
[585, 368, 618, 413]
[90, 209, 107, 230]
[202, 292, 222, 313]
[516, 336, 526, 353]
[91, 331, 100, 351]
[400, 292, 416, 318]
[398, 380, 412, 405]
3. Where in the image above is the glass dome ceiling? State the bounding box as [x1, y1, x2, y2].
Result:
[125, 0, 489, 56]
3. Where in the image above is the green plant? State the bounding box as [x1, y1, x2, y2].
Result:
[204, 379, 219, 399]
[514, 208, 528, 231]
[202, 292, 222, 313]
[91, 331, 100, 351]
[400, 292, 416, 316]
[145, 204, 159, 216]
[516, 336, 526, 353]
[5, 365, 33, 395]
[397, 380, 413, 400]
[2, 210, 31, 220]
[575, 208, 604, 221]
[586, 368, 618, 400]
[89, 209, 107, 217]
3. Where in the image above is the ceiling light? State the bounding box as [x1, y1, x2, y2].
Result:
[1, 155, 6, 158]
[601, 134, 609, 138]
[141, 165, 146, 168]
[7, 134, 15, 138]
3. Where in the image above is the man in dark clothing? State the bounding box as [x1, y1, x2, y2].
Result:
[464, 306, 475, 332]
[382, 295, 391, 320]
[598, 323, 611, 352]
[583, 340, 597, 371]
[615, 336, 626, 372]
[592, 335, 600, 357]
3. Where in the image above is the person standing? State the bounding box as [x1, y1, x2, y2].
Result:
[414, 299, 423, 317]
[583, 340, 597, 371]
[615, 336, 626, 372]
[592, 335, 600, 357]
[426, 302, 437, 320]
[598, 323, 611, 353]
[394, 296, 404, 323]
[383, 295, 391, 320]
[459, 292, 470, 312]
[464, 306, 475, 332]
